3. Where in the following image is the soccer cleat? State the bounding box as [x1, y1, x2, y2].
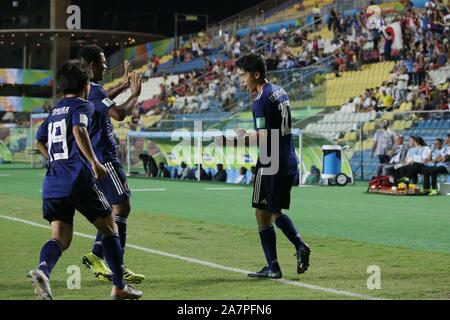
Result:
[123, 266, 145, 284]
[111, 284, 143, 300]
[247, 266, 282, 279]
[296, 242, 311, 274]
[428, 189, 439, 196]
[27, 269, 53, 300]
[82, 252, 112, 282]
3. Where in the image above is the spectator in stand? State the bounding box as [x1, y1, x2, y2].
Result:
[340, 98, 356, 113]
[372, 120, 396, 165]
[177, 161, 190, 180]
[378, 90, 395, 111]
[139, 153, 158, 177]
[235, 167, 248, 184]
[403, 52, 415, 85]
[179, 46, 186, 63]
[193, 164, 209, 181]
[421, 137, 450, 194]
[376, 134, 408, 176]
[305, 165, 321, 185]
[172, 49, 179, 66]
[393, 136, 431, 184]
[157, 162, 171, 178]
[392, 66, 410, 107]
[212, 163, 227, 182]
[152, 55, 160, 76]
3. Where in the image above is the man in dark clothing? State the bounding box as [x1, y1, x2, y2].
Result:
[212, 164, 228, 182]
[139, 153, 158, 177]
[157, 162, 171, 178]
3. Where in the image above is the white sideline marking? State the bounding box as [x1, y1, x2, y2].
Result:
[131, 188, 167, 192]
[205, 187, 246, 190]
[0, 214, 385, 300]
[0, 174, 11, 177]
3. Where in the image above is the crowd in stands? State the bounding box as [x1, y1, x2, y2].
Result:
[140, 61, 241, 118]
[135, 0, 450, 120]
[337, 0, 450, 115]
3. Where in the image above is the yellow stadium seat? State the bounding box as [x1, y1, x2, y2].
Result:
[381, 113, 394, 122]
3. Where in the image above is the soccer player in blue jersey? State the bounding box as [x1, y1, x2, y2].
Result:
[235, 53, 311, 279]
[28, 59, 142, 300]
[77, 45, 145, 283]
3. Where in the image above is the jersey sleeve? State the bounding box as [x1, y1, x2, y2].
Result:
[72, 102, 94, 128]
[422, 146, 431, 160]
[89, 84, 116, 114]
[253, 94, 268, 131]
[36, 117, 49, 142]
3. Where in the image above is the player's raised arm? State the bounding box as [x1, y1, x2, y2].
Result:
[109, 71, 141, 121]
[73, 125, 107, 180]
[107, 60, 130, 100]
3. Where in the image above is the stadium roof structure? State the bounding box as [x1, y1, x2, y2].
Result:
[0, 29, 164, 49]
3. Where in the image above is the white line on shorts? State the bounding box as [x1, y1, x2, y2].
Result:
[0, 214, 385, 300]
[131, 188, 167, 192]
[204, 187, 246, 190]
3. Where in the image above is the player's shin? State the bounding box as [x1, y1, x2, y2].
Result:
[274, 213, 305, 251]
[258, 225, 281, 272]
[39, 239, 63, 279]
[102, 233, 125, 289]
[114, 215, 128, 251]
[91, 232, 104, 259]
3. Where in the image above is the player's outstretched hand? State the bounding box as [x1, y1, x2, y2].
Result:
[92, 161, 108, 180]
[130, 71, 142, 98]
[122, 60, 130, 87]
[235, 128, 247, 139]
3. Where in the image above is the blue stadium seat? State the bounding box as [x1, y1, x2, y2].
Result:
[416, 121, 425, 128]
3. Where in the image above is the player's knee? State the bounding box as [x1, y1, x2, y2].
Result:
[61, 238, 72, 251]
[54, 236, 71, 251]
[94, 216, 118, 235]
[113, 200, 131, 218]
[255, 209, 272, 225]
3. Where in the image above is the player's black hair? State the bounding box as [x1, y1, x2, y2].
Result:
[55, 59, 90, 94]
[435, 138, 443, 144]
[77, 44, 104, 65]
[236, 53, 267, 78]
[415, 136, 427, 146]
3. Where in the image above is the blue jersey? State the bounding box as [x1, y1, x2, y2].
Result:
[252, 83, 298, 175]
[88, 82, 118, 163]
[36, 97, 95, 199]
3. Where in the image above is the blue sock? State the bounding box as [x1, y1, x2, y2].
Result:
[115, 216, 127, 252]
[258, 225, 280, 272]
[275, 213, 304, 251]
[102, 233, 125, 289]
[39, 239, 63, 279]
[91, 232, 104, 259]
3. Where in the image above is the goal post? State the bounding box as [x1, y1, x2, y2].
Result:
[125, 129, 304, 185]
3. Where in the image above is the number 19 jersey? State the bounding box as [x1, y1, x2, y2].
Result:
[36, 97, 95, 199]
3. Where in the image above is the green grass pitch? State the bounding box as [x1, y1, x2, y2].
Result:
[0, 168, 449, 300]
